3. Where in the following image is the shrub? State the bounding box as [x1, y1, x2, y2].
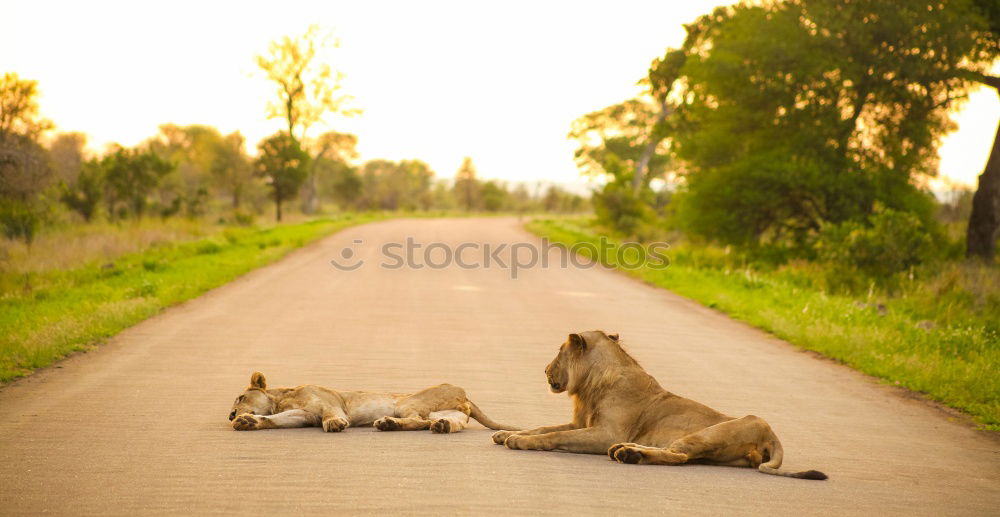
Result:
[816, 207, 937, 279]
[593, 181, 655, 238]
[0, 200, 42, 246]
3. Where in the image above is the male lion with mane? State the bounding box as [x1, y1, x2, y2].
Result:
[229, 372, 518, 434]
[492, 331, 827, 480]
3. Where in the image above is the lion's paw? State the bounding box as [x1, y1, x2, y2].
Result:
[612, 444, 645, 464]
[503, 434, 535, 450]
[323, 417, 349, 432]
[232, 414, 261, 431]
[430, 419, 453, 434]
[374, 417, 401, 431]
[492, 430, 516, 444]
[607, 442, 638, 460]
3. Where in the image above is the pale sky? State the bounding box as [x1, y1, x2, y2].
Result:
[4, 0, 997, 190]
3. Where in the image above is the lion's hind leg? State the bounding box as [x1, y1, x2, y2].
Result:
[377, 385, 471, 433]
[612, 415, 772, 467]
[429, 409, 470, 434]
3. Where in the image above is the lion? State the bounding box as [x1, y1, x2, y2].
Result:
[491, 331, 827, 480]
[228, 372, 518, 434]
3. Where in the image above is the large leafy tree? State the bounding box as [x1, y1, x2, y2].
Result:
[670, 0, 989, 247]
[255, 132, 309, 221]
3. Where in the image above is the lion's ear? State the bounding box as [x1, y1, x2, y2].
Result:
[569, 333, 586, 350]
[250, 371, 267, 390]
[607, 332, 619, 341]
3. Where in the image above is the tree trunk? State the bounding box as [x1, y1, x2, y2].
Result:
[966, 119, 1000, 260]
[275, 196, 283, 222]
[965, 77, 1000, 261]
[305, 169, 318, 214]
[632, 100, 672, 193]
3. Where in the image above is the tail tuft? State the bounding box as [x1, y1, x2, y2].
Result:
[798, 470, 828, 480]
[759, 465, 829, 480]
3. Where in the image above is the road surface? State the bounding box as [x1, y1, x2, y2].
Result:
[1, 218, 997, 515]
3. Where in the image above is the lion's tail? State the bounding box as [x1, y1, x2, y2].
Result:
[757, 436, 828, 480]
[468, 401, 520, 431]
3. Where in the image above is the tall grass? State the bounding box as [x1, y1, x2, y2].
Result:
[0, 214, 384, 382]
[527, 217, 1000, 430]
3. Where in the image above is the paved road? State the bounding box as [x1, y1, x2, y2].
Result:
[1, 218, 997, 515]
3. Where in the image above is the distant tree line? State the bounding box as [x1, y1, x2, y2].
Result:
[0, 73, 586, 245]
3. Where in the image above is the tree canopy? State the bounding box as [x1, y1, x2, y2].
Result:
[668, 0, 991, 246]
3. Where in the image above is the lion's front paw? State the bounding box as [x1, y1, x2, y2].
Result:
[322, 417, 349, 432]
[612, 444, 645, 464]
[430, 419, 453, 434]
[374, 417, 401, 431]
[232, 414, 261, 431]
[503, 434, 539, 450]
[492, 430, 516, 444]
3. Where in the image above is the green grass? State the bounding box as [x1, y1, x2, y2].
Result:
[0, 214, 385, 382]
[527, 217, 1000, 430]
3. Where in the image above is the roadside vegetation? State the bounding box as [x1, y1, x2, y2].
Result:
[528, 217, 999, 430]
[552, 1, 999, 429]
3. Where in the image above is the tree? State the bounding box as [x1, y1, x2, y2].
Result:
[669, 0, 984, 247]
[60, 159, 103, 222]
[256, 26, 357, 144]
[48, 132, 87, 184]
[569, 99, 669, 187]
[303, 130, 357, 212]
[453, 157, 480, 210]
[0, 73, 54, 244]
[319, 160, 361, 209]
[0, 73, 52, 141]
[210, 131, 253, 210]
[480, 180, 508, 211]
[255, 132, 309, 221]
[101, 146, 175, 218]
[357, 159, 434, 210]
[963, 0, 1000, 260]
[150, 124, 227, 216]
[51, 132, 102, 222]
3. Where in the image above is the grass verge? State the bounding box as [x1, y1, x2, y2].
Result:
[527, 217, 1000, 430]
[0, 214, 384, 382]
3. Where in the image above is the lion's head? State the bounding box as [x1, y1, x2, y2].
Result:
[544, 330, 623, 394]
[228, 371, 274, 421]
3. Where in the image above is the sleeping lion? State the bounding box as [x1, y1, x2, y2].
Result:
[228, 372, 518, 433]
[492, 331, 827, 480]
